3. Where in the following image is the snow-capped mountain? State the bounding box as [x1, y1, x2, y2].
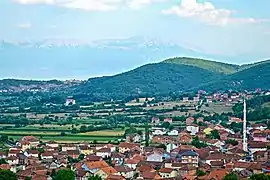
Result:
[0, 37, 221, 80]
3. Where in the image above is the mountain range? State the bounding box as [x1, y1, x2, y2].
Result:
[0, 37, 248, 80]
[1, 37, 270, 101]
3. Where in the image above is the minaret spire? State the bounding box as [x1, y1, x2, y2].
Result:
[243, 98, 248, 152]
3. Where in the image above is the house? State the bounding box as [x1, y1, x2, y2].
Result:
[21, 141, 31, 151]
[79, 145, 94, 155]
[125, 159, 140, 170]
[114, 165, 134, 179]
[152, 117, 160, 125]
[77, 169, 90, 180]
[67, 150, 80, 159]
[65, 98, 76, 106]
[166, 143, 178, 153]
[210, 160, 224, 168]
[41, 152, 54, 160]
[111, 153, 125, 165]
[20, 136, 39, 148]
[186, 124, 199, 135]
[159, 168, 178, 178]
[251, 123, 267, 131]
[7, 156, 19, 165]
[0, 152, 6, 159]
[127, 134, 141, 143]
[164, 118, 173, 124]
[118, 142, 140, 154]
[253, 151, 269, 162]
[229, 117, 242, 124]
[146, 151, 163, 162]
[233, 162, 252, 172]
[186, 117, 195, 126]
[44, 146, 58, 152]
[152, 129, 166, 136]
[179, 134, 192, 144]
[82, 160, 109, 172]
[253, 132, 267, 142]
[27, 150, 39, 158]
[183, 97, 189, 102]
[193, 96, 200, 102]
[18, 153, 27, 165]
[62, 144, 77, 152]
[96, 148, 111, 158]
[8, 149, 21, 157]
[249, 142, 267, 154]
[205, 153, 225, 165]
[206, 169, 228, 180]
[107, 174, 126, 180]
[152, 136, 175, 144]
[95, 166, 117, 179]
[85, 155, 103, 162]
[206, 139, 224, 149]
[140, 171, 161, 180]
[206, 97, 213, 103]
[203, 127, 213, 135]
[179, 150, 199, 167]
[104, 144, 116, 152]
[168, 129, 179, 136]
[46, 141, 59, 148]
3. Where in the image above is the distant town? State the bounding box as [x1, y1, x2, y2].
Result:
[0, 87, 270, 180]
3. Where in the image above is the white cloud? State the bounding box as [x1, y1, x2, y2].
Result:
[14, 0, 123, 11]
[128, 0, 166, 10]
[14, 0, 165, 11]
[17, 23, 32, 28]
[15, 0, 55, 4]
[162, 0, 268, 26]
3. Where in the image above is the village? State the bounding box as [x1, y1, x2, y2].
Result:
[0, 101, 270, 180]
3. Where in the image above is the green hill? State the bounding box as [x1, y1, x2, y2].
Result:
[3, 57, 270, 101]
[163, 57, 239, 74]
[74, 62, 225, 100]
[198, 60, 270, 91]
[69, 57, 270, 100]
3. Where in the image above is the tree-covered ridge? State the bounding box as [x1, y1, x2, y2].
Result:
[1, 57, 270, 101]
[199, 62, 270, 91]
[0, 79, 63, 87]
[163, 57, 240, 74]
[75, 62, 224, 99]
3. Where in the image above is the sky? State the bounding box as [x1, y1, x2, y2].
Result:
[1, 0, 270, 63]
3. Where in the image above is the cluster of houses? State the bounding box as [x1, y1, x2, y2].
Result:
[0, 115, 270, 179]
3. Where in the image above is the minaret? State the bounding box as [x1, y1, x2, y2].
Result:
[243, 98, 248, 152]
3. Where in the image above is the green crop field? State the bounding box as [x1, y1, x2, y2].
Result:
[80, 128, 125, 136]
[74, 118, 108, 124]
[0, 132, 121, 143]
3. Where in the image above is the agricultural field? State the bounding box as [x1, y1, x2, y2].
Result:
[75, 118, 108, 124]
[80, 128, 125, 136]
[201, 102, 233, 114]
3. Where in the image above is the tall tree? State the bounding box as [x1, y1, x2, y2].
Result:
[55, 169, 75, 180]
[250, 173, 270, 180]
[223, 173, 239, 180]
[0, 169, 17, 180]
[88, 175, 102, 180]
[145, 123, 150, 147]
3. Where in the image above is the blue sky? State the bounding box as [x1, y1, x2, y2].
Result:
[1, 0, 270, 63]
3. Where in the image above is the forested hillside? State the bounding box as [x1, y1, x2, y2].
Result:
[73, 63, 224, 100]
[1, 57, 270, 101]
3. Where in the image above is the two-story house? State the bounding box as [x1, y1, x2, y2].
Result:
[179, 150, 199, 167]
